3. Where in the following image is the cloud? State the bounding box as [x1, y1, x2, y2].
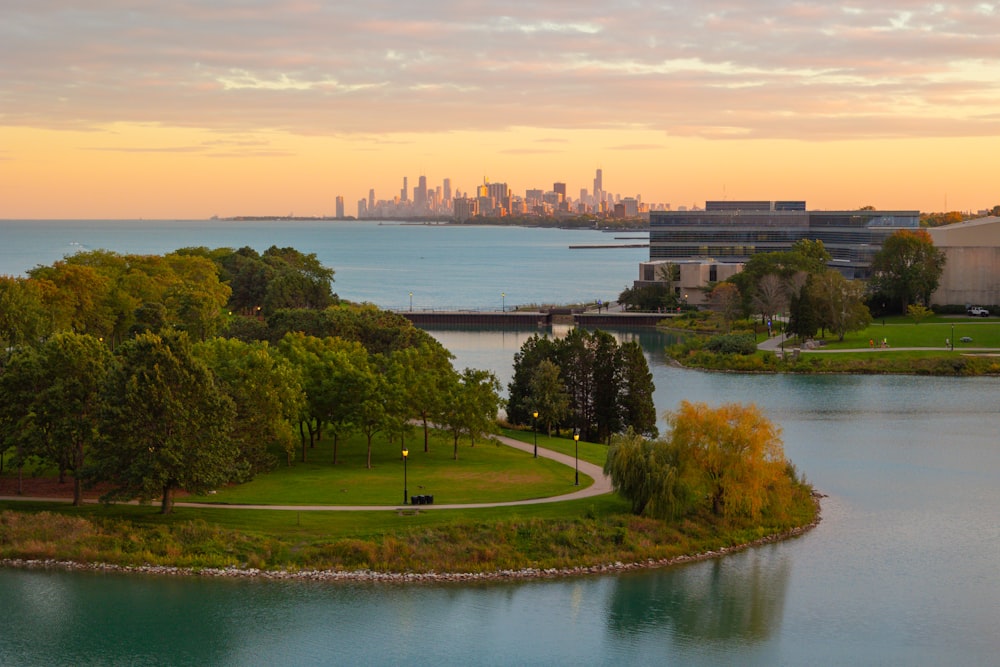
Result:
[3, 1, 999, 141]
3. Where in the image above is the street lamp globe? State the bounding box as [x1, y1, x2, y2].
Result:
[402, 448, 409, 505]
[532, 411, 539, 458]
[573, 431, 580, 486]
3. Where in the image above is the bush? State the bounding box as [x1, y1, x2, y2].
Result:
[704, 333, 758, 355]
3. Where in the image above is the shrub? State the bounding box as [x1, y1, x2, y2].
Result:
[704, 333, 757, 355]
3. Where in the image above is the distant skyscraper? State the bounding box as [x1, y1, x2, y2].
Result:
[401, 177, 408, 202]
[553, 182, 566, 202]
[368, 188, 375, 213]
[593, 169, 603, 206]
[357, 198, 367, 218]
[443, 178, 452, 202]
[415, 175, 428, 209]
[335, 195, 345, 218]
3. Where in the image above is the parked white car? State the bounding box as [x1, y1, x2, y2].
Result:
[968, 306, 990, 317]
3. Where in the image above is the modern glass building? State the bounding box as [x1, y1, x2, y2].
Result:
[649, 201, 919, 279]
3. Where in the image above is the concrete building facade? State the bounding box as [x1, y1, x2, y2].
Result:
[927, 216, 1000, 307]
[649, 201, 919, 280]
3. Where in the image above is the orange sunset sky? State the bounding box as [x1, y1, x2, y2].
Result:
[2, 2, 999, 219]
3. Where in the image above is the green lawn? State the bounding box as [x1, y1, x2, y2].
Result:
[183, 428, 590, 506]
[805, 317, 1000, 350]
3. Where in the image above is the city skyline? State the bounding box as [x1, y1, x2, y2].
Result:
[2, 3, 999, 219]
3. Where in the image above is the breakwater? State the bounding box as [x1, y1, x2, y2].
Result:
[401, 310, 669, 328]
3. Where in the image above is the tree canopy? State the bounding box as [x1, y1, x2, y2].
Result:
[869, 229, 946, 312]
[605, 402, 804, 521]
[508, 329, 658, 442]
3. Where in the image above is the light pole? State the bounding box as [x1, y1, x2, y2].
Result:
[409, 291, 413, 312]
[573, 431, 580, 486]
[532, 410, 538, 458]
[951, 323, 954, 351]
[402, 448, 409, 505]
[501, 292, 506, 312]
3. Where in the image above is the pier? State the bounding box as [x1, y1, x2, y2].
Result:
[400, 309, 669, 328]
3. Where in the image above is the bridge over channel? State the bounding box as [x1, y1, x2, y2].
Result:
[400, 309, 670, 328]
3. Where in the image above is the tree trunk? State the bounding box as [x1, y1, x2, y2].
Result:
[73, 441, 84, 506]
[160, 484, 174, 514]
[422, 416, 430, 453]
[332, 433, 339, 465]
[366, 434, 373, 469]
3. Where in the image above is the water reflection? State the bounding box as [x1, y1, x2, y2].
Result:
[608, 546, 791, 645]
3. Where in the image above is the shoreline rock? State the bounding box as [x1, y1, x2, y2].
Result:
[1, 496, 823, 584]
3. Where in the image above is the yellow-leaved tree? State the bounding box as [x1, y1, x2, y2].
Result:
[669, 401, 790, 519]
[606, 401, 804, 521]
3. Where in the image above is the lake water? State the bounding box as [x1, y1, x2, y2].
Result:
[2, 220, 999, 665]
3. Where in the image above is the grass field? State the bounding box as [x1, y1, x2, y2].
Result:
[183, 428, 593, 506]
[0, 421, 818, 574]
[816, 316, 1000, 350]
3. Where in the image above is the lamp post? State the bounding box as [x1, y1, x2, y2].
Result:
[951, 323, 954, 351]
[402, 448, 409, 505]
[409, 291, 413, 312]
[532, 411, 539, 458]
[573, 431, 580, 486]
[501, 292, 506, 312]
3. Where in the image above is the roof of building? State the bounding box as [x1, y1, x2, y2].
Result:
[927, 216, 1000, 247]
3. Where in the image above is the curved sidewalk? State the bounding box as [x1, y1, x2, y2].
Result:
[756, 333, 997, 355]
[0, 434, 613, 512]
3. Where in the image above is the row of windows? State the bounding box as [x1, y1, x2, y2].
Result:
[649, 244, 876, 263]
[650, 229, 885, 244]
[650, 213, 918, 229]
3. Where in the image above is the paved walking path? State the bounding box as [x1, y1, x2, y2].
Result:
[757, 332, 997, 355]
[0, 434, 613, 511]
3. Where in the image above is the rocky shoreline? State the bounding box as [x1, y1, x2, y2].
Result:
[1, 495, 823, 584]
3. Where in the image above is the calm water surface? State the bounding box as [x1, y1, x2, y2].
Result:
[1, 221, 998, 665]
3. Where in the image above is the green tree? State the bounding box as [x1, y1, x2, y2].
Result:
[29, 262, 114, 337]
[277, 332, 373, 464]
[0, 276, 50, 358]
[388, 342, 458, 453]
[617, 282, 677, 312]
[509, 329, 657, 441]
[91, 331, 236, 513]
[808, 270, 872, 341]
[906, 304, 933, 324]
[194, 337, 305, 476]
[260, 246, 336, 313]
[442, 368, 502, 460]
[163, 253, 232, 340]
[787, 284, 819, 340]
[619, 341, 659, 439]
[604, 429, 679, 517]
[870, 229, 946, 312]
[30, 334, 111, 505]
[0, 345, 46, 494]
[525, 359, 571, 436]
[728, 240, 831, 316]
[506, 334, 560, 426]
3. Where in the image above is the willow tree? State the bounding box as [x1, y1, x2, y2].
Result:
[668, 401, 790, 519]
[607, 402, 800, 521]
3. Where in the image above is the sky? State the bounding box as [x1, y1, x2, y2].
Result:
[2, 1, 999, 219]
